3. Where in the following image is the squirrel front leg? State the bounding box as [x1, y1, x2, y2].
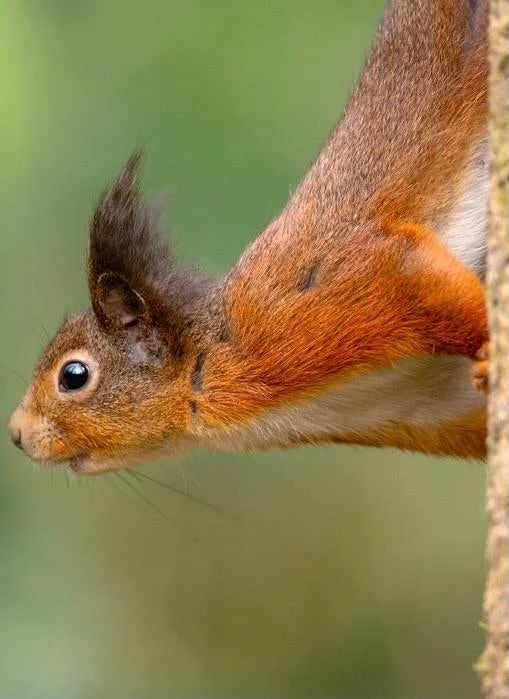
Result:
[390, 223, 490, 395]
[388, 222, 488, 358]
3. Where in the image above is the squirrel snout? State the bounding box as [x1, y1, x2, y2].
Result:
[8, 408, 25, 451]
[10, 429, 23, 450]
[7, 405, 75, 464]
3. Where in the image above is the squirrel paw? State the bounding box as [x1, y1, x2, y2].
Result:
[471, 342, 490, 394]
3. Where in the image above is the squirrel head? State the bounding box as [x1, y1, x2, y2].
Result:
[8, 152, 213, 474]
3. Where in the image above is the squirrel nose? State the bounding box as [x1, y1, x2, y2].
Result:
[7, 409, 25, 451]
[11, 429, 23, 449]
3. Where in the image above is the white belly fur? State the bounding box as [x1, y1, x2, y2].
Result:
[439, 138, 488, 278]
[208, 355, 485, 451]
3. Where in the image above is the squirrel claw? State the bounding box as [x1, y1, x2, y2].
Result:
[471, 342, 490, 394]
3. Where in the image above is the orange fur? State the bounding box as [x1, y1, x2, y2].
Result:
[8, 0, 490, 473]
[266, 408, 487, 460]
[198, 222, 487, 429]
[328, 410, 486, 459]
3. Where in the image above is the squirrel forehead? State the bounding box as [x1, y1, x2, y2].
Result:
[34, 310, 106, 374]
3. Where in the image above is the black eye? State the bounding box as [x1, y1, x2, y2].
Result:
[59, 361, 90, 392]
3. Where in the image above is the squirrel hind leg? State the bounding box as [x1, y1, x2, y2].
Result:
[471, 342, 490, 393]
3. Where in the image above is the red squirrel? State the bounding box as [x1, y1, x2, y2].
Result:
[8, 0, 490, 474]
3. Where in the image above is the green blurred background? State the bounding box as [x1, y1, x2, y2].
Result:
[0, 1, 486, 697]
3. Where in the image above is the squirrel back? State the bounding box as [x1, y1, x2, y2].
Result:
[8, 0, 490, 473]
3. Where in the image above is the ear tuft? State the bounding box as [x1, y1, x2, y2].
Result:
[88, 151, 216, 353]
[88, 150, 174, 329]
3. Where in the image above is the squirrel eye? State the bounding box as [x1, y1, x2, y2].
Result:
[59, 361, 90, 392]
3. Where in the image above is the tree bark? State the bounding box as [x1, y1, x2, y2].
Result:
[482, 1, 509, 697]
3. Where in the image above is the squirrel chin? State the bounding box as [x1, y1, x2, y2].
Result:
[65, 437, 190, 475]
[68, 453, 125, 476]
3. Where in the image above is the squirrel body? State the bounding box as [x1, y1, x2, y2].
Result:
[8, 0, 490, 473]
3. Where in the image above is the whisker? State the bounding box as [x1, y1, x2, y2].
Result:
[23, 454, 38, 472]
[34, 317, 51, 343]
[175, 461, 200, 490]
[7, 365, 45, 414]
[114, 472, 194, 539]
[175, 462, 188, 494]
[31, 325, 47, 352]
[126, 469, 240, 521]
[9, 369, 30, 388]
[104, 473, 140, 511]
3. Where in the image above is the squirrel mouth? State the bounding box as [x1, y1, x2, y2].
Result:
[68, 452, 129, 476]
[69, 454, 90, 473]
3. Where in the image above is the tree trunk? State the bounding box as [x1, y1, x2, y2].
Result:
[482, 1, 509, 697]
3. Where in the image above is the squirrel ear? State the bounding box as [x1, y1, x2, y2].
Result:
[95, 272, 149, 328]
[88, 151, 174, 331]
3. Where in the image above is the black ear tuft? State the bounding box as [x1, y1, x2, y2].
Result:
[88, 151, 176, 330]
[88, 152, 216, 356]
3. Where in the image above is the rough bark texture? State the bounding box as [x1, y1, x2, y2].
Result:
[482, 1, 509, 697]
